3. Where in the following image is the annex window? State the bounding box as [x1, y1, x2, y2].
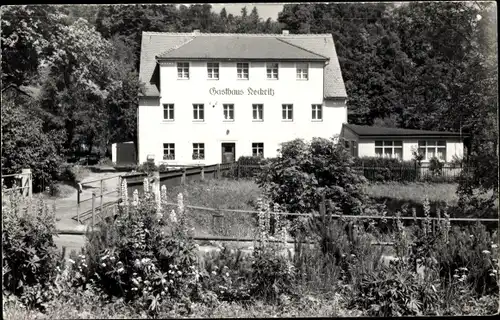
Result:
[296, 63, 309, 80]
[193, 104, 204, 121]
[192, 143, 205, 160]
[312, 104, 322, 120]
[252, 143, 264, 157]
[207, 62, 219, 79]
[266, 62, 279, 79]
[237, 62, 249, 79]
[223, 104, 234, 121]
[177, 62, 189, 79]
[418, 140, 446, 161]
[163, 143, 175, 160]
[282, 104, 293, 121]
[375, 141, 403, 159]
[252, 104, 263, 121]
[163, 104, 174, 120]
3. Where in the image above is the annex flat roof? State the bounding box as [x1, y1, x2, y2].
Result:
[343, 123, 467, 139]
[139, 31, 348, 99]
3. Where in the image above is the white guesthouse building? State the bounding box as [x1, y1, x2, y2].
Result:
[137, 30, 348, 165]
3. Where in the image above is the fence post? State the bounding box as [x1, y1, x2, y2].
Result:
[21, 168, 31, 198]
[201, 166, 205, 181]
[91, 192, 96, 231]
[153, 171, 161, 214]
[100, 179, 104, 214]
[77, 184, 81, 223]
[216, 163, 221, 179]
[181, 168, 186, 185]
[237, 162, 240, 180]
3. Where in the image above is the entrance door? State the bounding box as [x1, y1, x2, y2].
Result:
[221, 143, 236, 163]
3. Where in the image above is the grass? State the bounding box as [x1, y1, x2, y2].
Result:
[2, 294, 362, 319]
[362, 181, 459, 205]
[164, 179, 263, 239]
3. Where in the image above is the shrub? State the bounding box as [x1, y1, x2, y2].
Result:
[349, 262, 441, 316]
[2, 188, 61, 309]
[82, 190, 202, 317]
[236, 156, 268, 179]
[136, 161, 159, 176]
[257, 137, 366, 215]
[249, 198, 295, 302]
[199, 247, 254, 303]
[428, 157, 444, 177]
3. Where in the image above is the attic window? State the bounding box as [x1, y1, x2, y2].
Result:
[177, 62, 189, 79]
[266, 63, 279, 79]
[237, 63, 249, 80]
[296, 63, 308, 80]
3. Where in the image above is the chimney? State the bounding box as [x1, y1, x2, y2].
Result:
[193, 29, 200, 35]
[282, 30, 289, 35]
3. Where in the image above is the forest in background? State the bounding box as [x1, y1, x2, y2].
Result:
[1, 3, 497, 195]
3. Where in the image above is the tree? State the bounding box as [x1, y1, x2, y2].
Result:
[1, 5, 67, 93]
[257, 138, 366, 215]
[1, 94, 64, 191]
[37, 18, 120, 156]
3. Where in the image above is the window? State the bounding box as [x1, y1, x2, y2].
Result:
[296, 63, 308, 80]
[192, 143, 205, 160]
[312, 104, 322, 120]
[418, 140, 446, 161]
[177, 62, 189, 79]
[193, 104, 204, 121]
[282, 104, 293, 121]
[375, 141, 403, 159]
[252, 143, 264, 157]
[237, 62, 249, 79]
[266, 62, 279, 79]
[207, 62, 219, 79]
[163, 143, 175, 160]
[252, 104, 263, 121]
[223, 104, 234, 121]
[163, 104, 174, 120]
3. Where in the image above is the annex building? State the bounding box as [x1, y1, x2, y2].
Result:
[137, 30, 348, 165]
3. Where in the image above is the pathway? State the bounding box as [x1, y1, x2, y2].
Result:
[53, 170, 122, 252]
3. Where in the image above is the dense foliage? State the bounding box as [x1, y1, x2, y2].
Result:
[257, 138, 366, 215]
[2, 188, 61, 309]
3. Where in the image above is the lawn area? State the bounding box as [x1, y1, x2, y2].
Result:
[362, 181, 459, 205]
[162, 179, 263, 239]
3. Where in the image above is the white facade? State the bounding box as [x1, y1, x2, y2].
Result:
[357, 139, 464, 163]
[138, 61, 347, 165]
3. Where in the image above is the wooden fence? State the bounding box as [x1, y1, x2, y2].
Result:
[1, 169, 33, 199]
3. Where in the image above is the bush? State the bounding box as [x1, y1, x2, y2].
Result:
[257, 138, 366, 215]
[236, 156, 268, 179]
[199, 247, 254, 303]
[136, 161, 158, 176]
[428, 157, 444, 177]
[2, 189, 61, 309]
[251, 244, 295, 302]
[81, 190, 203, 317]
[349, 262, 441, 316]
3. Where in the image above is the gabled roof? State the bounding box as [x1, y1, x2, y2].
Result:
[156, 36, 329, 61]
[342, 123, 466, 139]
[139, 31, 347, 99]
